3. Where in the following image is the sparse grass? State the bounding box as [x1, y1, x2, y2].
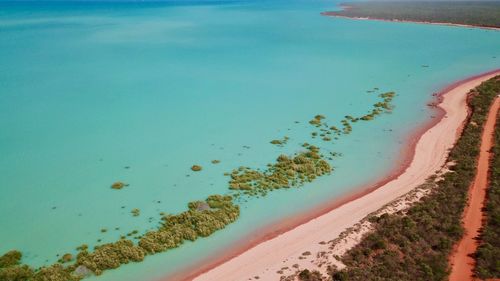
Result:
[474, 90, 500, 279]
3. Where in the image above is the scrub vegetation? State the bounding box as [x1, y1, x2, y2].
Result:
[191, 165, 203, 172]
[0, 195, 239, 281]
[474, 87, 500, 279]
[270, 136, 290, 147]
[228, 145, 332, 196]
[308, 92, 395, 140]
[326, 1, 500, 28]
[110, 182, 128, 190]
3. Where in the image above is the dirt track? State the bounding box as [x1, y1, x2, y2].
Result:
[449, 96, 500, 281]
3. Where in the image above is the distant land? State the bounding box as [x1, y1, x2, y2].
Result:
[323, 1, 500, 28]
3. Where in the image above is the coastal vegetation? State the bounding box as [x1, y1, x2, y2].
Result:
[227, 91, 395, 197]
[298, 269, 323, 281]
[0, 195, 239, 281]
[228, 145, 332, 196]
[309, 115, 325, 126]
[325, 1, 500, 28]
[270, 136, 290, 147]
[191, 165, 203, 172]
[0, 251, 22, 268]
[131, 208, 140, 217]
[318, 76, 500, 280]
[60, 254, 73, 263]
[0, 88, 396, 279]
[474, 93, 500, 279]
[307, 92, 395, 140]
[110, 182, 127, 190]
[139, 195, 239, 252]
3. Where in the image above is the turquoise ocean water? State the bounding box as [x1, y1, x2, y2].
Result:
[0, 0, 499, 280]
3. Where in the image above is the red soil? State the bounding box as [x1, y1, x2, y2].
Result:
[449, 96, 500, 281]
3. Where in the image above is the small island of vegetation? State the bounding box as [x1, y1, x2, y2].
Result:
[110, 182, 128, 190]
[0, 195, 239, 281]
[191, 165, 203, 172]
[228, 145, 332, 196]
[270, 136, 290, 147]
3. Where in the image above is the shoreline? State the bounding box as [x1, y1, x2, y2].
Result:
[321, 13, 500, 31]
[164, 69, 500, 281]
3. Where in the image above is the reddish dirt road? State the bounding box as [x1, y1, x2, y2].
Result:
[449, 96, 500, 281]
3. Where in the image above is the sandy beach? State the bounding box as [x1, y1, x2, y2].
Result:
[179, 70, 500, 281]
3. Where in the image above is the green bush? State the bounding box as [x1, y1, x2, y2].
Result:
[0, 195, 240, 280]
[327, 2, 500, 28]
[475, 85, 500, 279]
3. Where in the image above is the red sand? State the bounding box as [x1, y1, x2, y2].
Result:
[162, 70, 500, 281]
[449, 95, 500, 281]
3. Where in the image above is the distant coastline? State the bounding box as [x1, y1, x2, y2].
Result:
[163, 69, 500, 281]
[321, 12, 500, 31]
[322, 3, 500, 31]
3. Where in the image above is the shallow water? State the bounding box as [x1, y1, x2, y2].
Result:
[0, 0, 499, 280]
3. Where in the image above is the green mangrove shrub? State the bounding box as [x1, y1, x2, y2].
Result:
[228, 145, 331, 196]
[0, 195, 239, 280]
[139, 195, 239, 253]
[270, 136, 290, 147]
[474, 77, 500, 279]
[191, 165, 202, 172]
[110, 182, 128, 190]
[308, 92, 395, 137]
